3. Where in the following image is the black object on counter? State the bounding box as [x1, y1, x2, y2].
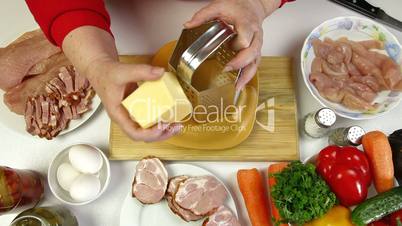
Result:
[389, 130, 402, 185]
[329, 0, 402, 32]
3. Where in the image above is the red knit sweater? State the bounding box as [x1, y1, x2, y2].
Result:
[26, 0, 294, 47]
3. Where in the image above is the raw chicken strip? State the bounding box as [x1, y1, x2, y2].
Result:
[0, 30, 60, 91]
[4, 53, 69, 115]
[342, 91, 375, 111]
[359, 40, 384, 50]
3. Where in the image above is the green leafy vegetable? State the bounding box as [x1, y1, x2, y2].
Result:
[270, 161, 337, 225]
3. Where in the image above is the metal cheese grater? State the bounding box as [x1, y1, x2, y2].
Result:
[169, 20, 241, 108]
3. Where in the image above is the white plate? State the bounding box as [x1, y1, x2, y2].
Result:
[0, 91, 101, 138]
[0, 26, 101, 138]
[301, 16, 402, 120]
[119, 163, 238, 226]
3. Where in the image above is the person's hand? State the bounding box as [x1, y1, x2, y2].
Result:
[185, 0, 281, 90]
[62, 26, 182, 142]
[86, 59, 183, 142]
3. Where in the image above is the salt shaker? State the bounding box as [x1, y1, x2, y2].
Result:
[304, 108, 337, 138]
[328, 126, 366, 146]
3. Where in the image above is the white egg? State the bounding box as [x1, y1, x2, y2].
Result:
[69, 174, 101, 202]
[57, 163, 81, 191]
[69, 144, 103, 174]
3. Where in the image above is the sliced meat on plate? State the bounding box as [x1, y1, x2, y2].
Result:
[311, 57, 323, 73]
[25, 95, 68, 139]
[381, 58, 402, 90]
[174, 175, 228, 216]
[309, 72, 345, 103]
[352, 53, 388, 90]
[342, 91, 376, 111]
[3, 53, 70, 115]
[351, 74, 381, 92]
[132, 157, 169, 204]
[347, 83, 377, 103]
[312, 39, 333, 59]
[321, 61, 348, 79]
[166, 176, 203, 222]
[203, 206, 241, 226]
[359, 40, 384, 50]
[0, 29, 60, 91]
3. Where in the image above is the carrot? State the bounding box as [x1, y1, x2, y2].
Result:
[268, 163, 289, 226]
[237, 168, 272, 226]
[362, 131, 394, 193]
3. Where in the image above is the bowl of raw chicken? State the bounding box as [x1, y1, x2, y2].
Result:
[301, 16, 402, 120]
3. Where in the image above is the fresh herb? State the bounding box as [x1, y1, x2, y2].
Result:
[270, 161, 337, 225]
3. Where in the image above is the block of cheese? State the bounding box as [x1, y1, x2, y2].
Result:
[122, 72, 193, 128]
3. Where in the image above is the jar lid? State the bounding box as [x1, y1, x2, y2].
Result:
[346, 126, 366, 145]
[315, 108, 337, 128]
[10, 215, 48, 226]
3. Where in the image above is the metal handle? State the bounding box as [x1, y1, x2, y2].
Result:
[177, 20, 236, 84]
[329, 0, 380, 18]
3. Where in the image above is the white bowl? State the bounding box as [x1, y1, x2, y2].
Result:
[48, 143, 111, 205]
[301, 16, 402, 120]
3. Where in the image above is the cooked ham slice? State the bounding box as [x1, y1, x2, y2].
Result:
[203, 206, 241, 226]
[25, 95, 69, 139]
[19, 63, 94, 139]
[166, 176, 203, 222]
[0, 30, 60, 91]
[132, 157, 169, 204]
[175, 175, 228, 216]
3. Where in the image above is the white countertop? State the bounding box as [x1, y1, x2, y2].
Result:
[0, 0, 401, 225]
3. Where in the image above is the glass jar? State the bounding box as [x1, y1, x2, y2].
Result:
[10, 206, 78, 226]
[304, 108, 337, 138]
[328, 126, 366, 146]
[0, 166, 44, 215]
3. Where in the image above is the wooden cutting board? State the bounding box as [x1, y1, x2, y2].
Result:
[109, 56, 299, 161]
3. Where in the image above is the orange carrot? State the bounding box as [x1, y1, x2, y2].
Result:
[268, 163, 289, 226]
[362, 131, 394, 193]
[237, 168, 272, 226]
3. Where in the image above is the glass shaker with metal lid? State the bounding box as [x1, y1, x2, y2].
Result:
[304, 108, 337, 138]
[10, 206, 78, 226]
[328, 126, 366, 146]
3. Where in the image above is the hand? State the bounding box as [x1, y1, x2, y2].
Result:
[62, 26, 182, 142]
[87, 59, 183, 142]
[185, 0, 281, 90]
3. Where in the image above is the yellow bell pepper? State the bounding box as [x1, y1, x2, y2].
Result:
[303, 206, 355, 226]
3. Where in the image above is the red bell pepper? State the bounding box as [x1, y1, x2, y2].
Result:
[369, 220, 389, 226]
[316, 146, 372, 207]
[390, 209, 402, 226]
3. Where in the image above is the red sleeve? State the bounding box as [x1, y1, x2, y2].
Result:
[280, 0, 295, 7]
[25, 0, 112, 47]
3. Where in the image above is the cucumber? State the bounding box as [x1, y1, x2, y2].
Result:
[352, 186, 402, 226]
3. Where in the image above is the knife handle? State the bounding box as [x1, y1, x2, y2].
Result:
[331, 0, 380, 18]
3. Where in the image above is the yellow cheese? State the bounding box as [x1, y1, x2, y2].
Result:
[122, 72, 193, 128]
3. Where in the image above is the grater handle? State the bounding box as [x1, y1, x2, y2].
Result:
[177, 20, 236, 84]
